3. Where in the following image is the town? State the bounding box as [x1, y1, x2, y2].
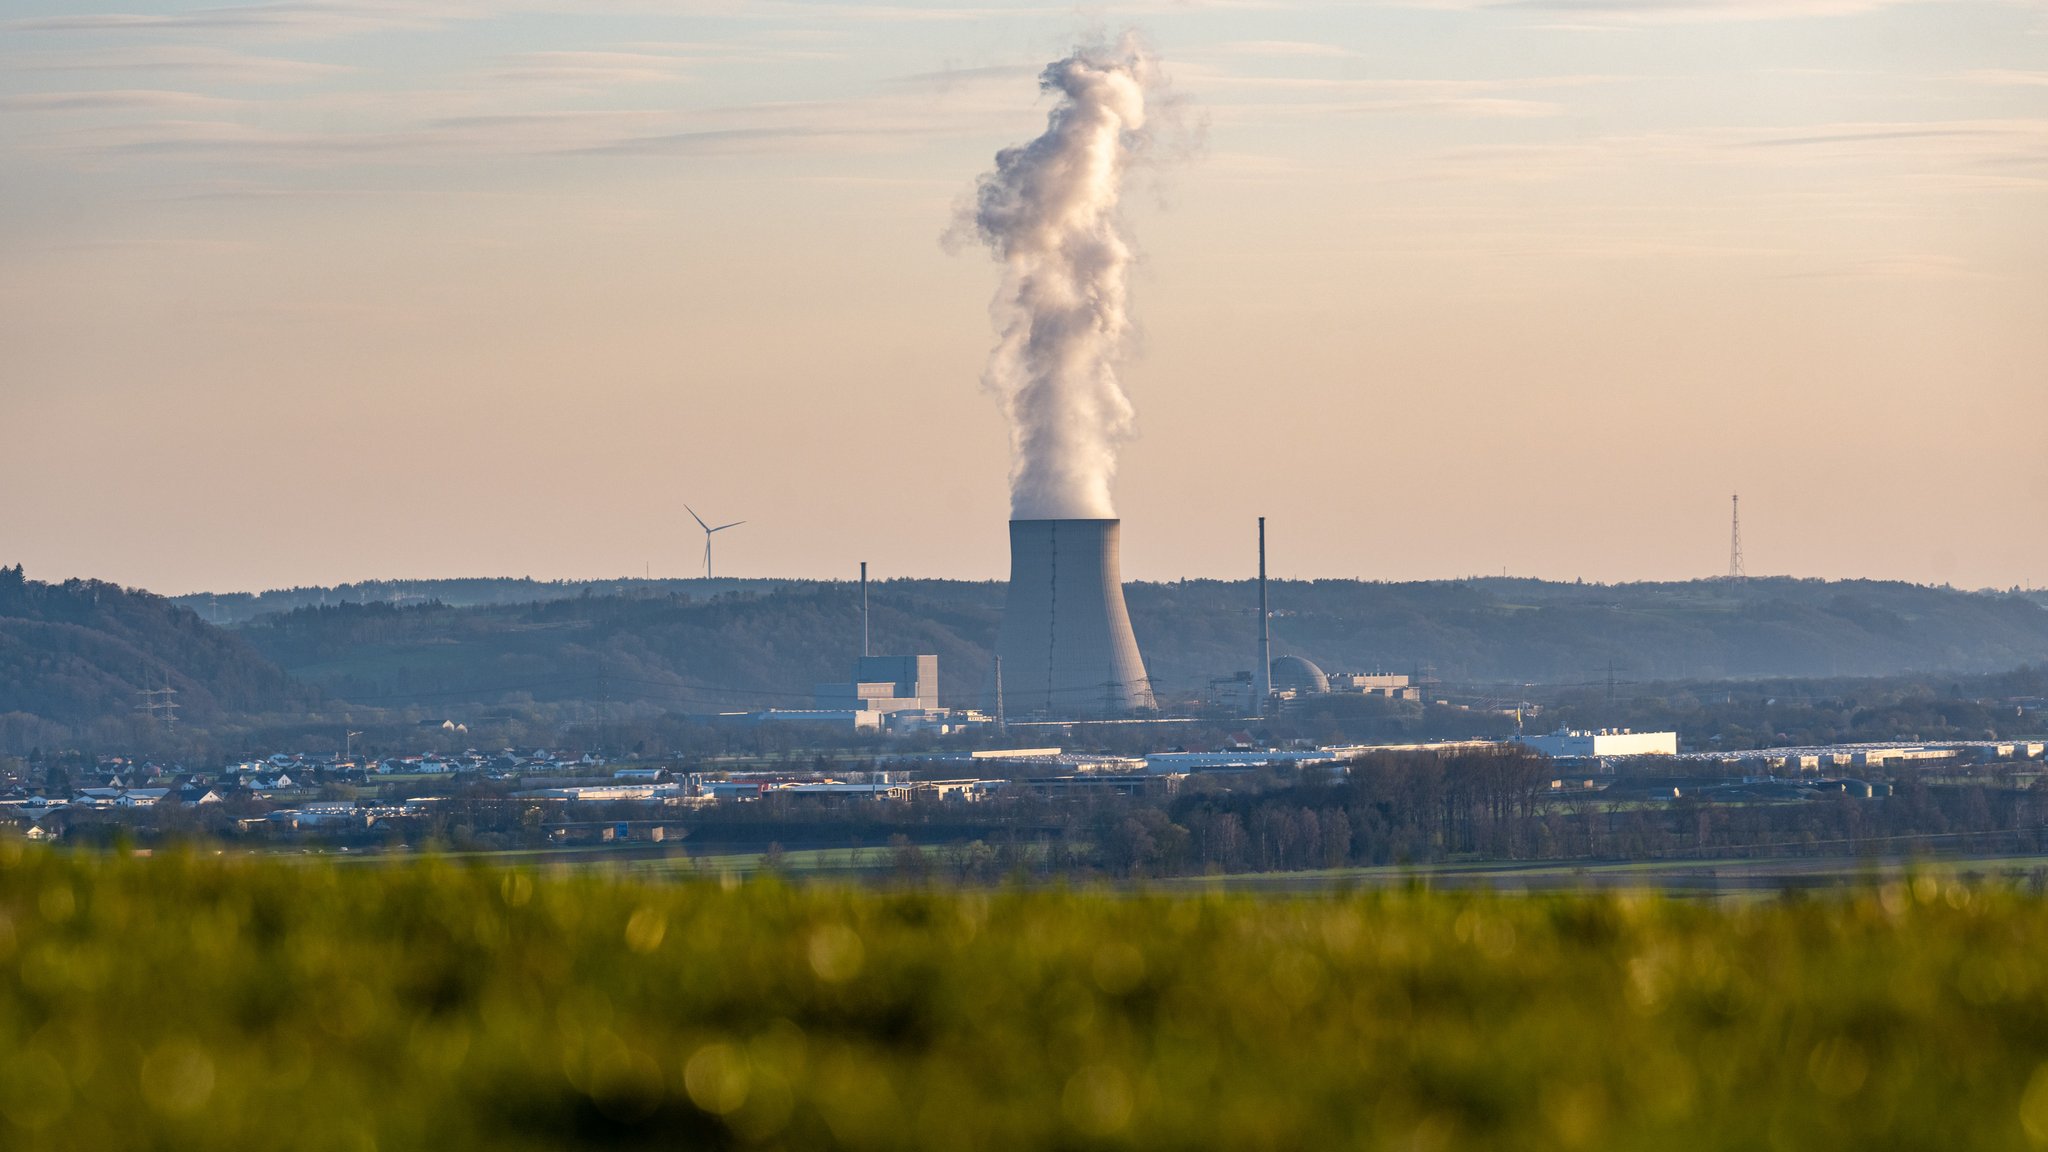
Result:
[10, 724, 2046, 876]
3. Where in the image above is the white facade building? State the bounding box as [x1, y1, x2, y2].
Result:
[1518, 729, 1679, 759]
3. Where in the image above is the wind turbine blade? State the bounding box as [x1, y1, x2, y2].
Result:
[686, 505, 710, 531]
[714, 520, 745, 532]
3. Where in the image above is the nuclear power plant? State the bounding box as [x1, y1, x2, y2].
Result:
[993, 518, 1155, 718]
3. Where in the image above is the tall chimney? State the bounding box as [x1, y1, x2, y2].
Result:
[860, 561, 869, 657]
[993, 518, 1154, 718]
[1257, 516, 1271, 718]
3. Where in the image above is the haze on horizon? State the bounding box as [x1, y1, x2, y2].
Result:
[3, 0, 2044, 598]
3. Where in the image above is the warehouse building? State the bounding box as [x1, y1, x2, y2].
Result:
[1517, 729, 1679, 759]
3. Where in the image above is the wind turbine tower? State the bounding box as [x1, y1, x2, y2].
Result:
[687, 505, 745, 579]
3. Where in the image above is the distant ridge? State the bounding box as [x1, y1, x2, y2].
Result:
[173, 577, 803, 625]
[0, 565, 305, 744]
[202, 575, 2048, 711]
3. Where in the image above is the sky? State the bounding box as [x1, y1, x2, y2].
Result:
[2, 0, 2044, 595]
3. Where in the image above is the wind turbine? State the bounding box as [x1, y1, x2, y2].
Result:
[687, 505, 745, 579]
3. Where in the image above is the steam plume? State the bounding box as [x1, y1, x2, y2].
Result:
[967, 40, 1159, 521]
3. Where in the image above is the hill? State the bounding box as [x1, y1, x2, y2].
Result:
[171, 577, 799, 625]
[0, 565, 306, 748]
[226, 576, 2048, 711]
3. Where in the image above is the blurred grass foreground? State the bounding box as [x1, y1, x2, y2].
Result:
[6, 846, 2048, 1151]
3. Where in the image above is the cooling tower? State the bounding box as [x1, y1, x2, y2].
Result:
[994, 518, 1155, 718]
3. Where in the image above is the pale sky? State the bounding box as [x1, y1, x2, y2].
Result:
[3, 0, 2045, 595]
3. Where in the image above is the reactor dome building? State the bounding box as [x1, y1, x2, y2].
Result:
[1270, 655, 1330, 696]
[993, 518, 1155, 718]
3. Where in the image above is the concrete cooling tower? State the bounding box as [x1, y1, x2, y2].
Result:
[994, 518, 1155, 718]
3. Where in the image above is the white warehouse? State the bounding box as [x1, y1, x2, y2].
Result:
[1518, 728, 1679, 759]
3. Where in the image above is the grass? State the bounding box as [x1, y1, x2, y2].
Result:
[6, 840, 2048, 1150]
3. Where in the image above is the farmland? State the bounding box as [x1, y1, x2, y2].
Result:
[5, 844, 2048, 1150]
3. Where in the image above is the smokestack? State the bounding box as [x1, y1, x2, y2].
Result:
[860, 561, 869, 657]
[993, 656, 1006, 733]
[1257, 517, 1271, 718]
[994, 518, 1153, 718]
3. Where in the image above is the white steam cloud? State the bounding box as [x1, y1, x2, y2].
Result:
[966, 40, 1160, 522]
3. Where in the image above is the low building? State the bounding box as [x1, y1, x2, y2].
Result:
[1518, 729, 1679, 759]
[714, 710, 883, 732]
[1324, 672, 1420, 700]
[514, 783, 682, 802]
[1269, 657, 1420, 701]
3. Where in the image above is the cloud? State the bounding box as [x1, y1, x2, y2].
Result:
[21, 107, 683, 168]
[1174, 66, 1626, 121]
[487, 50, 701, 86]
[888, 63, 1042, 88]
[1208, 40, 1361, 58]
[3, 1, 491, 41]
[1405, 0, 1930, 24]
[1964, 69, 2048, 87]
[1213, 95, 1566, 119]
[5, 46, 351, 85]
[0, 89, 245, 112]
[14, 68, 1027, 170]
[1417, 118, 2048, 191]
[579, 124, 845, 156]
[1742, 125, 2000, 148]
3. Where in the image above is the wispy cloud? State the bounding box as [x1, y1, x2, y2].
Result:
[487, 50, 701, 86]
[1742, 125, 2000, 148]
[1418, 118, 2048, 190]
[1177, 65, 1628, 120]
[38, 107, 685, 165]
[1964, 69, 2048, 87]
[1215, 95, 1566, 119]
[580, 125, 848, 156]
[5, 46, 351, 84]
[888, 63, 1041, 88]
[1408, 0, 1928, 24]
[9, 58, 1042, 172]
[3, 0, 492, 41]
[0, 89, 246, 112]
[1208, 40, 1361, 58]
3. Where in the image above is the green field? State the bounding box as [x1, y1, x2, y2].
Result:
[6, 842, 2048, 1150]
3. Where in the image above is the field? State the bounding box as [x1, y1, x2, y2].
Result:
[6, 843, 2048, 1150]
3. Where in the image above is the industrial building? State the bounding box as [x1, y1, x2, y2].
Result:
[815, 654, 940, 715]
[1270, 656, 1419, 702]
[1518, 729, 1679, 759]
[1325, 672, 1420, 699]
[993, 518, 1155, 718]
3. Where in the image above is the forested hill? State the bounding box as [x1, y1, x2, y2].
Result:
[229, 576, 2048, 711]
[1146, 577, 2048, 686]
[7, 568, 2047, 731]
[0, 565, 305, 741]
[171, 576, 798, 625]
